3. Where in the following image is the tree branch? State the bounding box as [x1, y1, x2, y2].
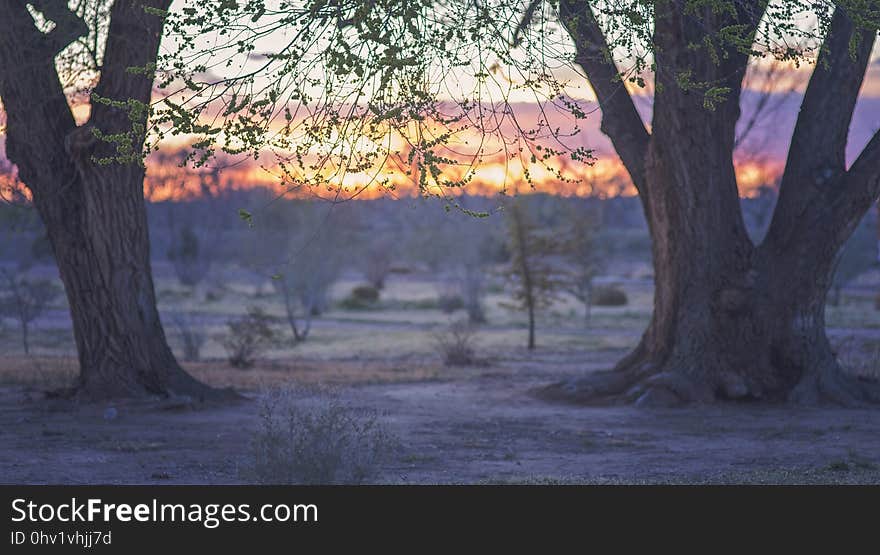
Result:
[766, 8, 876, 250]
[827, 128, 880, 237]
[557, 0, 650, 192]
[0, 0, 80, 192]
[846, 129, 880, 191]
[29, 0, 89, 56]
[787, 9, 874, 181]
[88, 0, 171, 152]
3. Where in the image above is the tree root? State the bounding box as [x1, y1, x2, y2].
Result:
[47, 366, 243, 404]
[537, 362, 880, 408]
[788, 365, 880, 406]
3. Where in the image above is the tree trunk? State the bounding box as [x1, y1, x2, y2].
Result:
[527, 301, 536, 350]
[583, 284, 592, 327]
[40, 146, 220, 399]
[21, 321, 30, 355]
[548, 2, 880, 406]
[0, 0, 229, 400]
[545, 166, 880, 406]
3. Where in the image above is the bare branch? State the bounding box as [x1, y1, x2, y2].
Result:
[779, 9, 874, 191]
[29, 0, 89, 55]
[558, 0, 650, 192]
[0, 1, 79, 191]
[767, 8, 876, 249]
[89, 1, 171, 144]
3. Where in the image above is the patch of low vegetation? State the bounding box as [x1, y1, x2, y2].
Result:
[437, 293, 465, 314]
[339, 285, 381, 310]
[592, 285, 629, 307]
[1, 355, 80, 390]
[834, 337, 880, 380]
[433, 320, 484, 367]
[220, 306, 278, 369]
[244, 387, 396, 485]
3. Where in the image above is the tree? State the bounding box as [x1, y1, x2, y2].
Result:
[546, 2, 880, 405]
[272, 203, 348, 343]
[167, 223, 211, 289]
[404, 206, 496, 324]
[504, 199, 564, 349]
[0, 1, 222, 399]
[153, 2, 880, 404]
[0, 269, 61, 354]
[361, 238, 394, 291]
[455, 264, 488, 324]
[559, 203, 605, 324]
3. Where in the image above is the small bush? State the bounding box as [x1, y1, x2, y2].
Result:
[220, 306, 277, 368]
[433, 321, 481, 366]
[351, 285, 379, 302]
[437, 293, 465, 313]
[246, 388, 395, 485]
[204, 287, 224, 303]
[339, 285, 380, 310]
[593, 286, 628, 307]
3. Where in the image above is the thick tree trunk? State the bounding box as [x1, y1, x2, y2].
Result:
[41, 133, 219, 399]
[0, 0, 229, 400]
[548, 1, 880, 406]
[544, 179, 880, 406]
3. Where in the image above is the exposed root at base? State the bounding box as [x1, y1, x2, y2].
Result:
[46, 372, 243, 405]
[788, 366, 880, 406]
[537, 365, 880, 408]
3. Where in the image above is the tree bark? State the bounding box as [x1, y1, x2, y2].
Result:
[0, 1, 229, 400]
[546, 2, 880, 406]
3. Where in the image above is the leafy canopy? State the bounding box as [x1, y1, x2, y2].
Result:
[120, 1, 878, 205]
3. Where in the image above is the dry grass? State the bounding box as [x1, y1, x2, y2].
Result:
[243, 387, 396, 484]
[0, 355, 446, 392]
[0, 355, 78, 390]
[835, 337, 880, 380]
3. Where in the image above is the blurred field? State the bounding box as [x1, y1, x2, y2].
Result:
[2, 261, 880, 389]
[4, 261, 880, 484]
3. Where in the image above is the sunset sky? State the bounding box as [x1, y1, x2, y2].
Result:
[2, 51, 879, 203]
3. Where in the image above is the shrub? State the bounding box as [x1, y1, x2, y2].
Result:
[433, 321, 481, 367]
[220, 306, 277, 368]
[339, 285, 380, 310]
[593, 285, 628, 307]
[246, 388, 395, 485]
[204, 287, 224, 303]
[351, 285, 379, 302]
[167, 225, 211, 288]
[437, 293, 465, 313]
[0, 272, 62, 354]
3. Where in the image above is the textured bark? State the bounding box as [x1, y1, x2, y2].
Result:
[547, 2, 880, 405]
[0, 1, 228, 400]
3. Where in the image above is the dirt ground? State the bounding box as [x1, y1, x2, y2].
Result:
[3, 267, 880, 484]
[2, 347, 880, 484]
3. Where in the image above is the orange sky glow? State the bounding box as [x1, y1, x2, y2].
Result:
[1, 50, 878, 203]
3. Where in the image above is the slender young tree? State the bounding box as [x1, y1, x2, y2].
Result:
[559, 203, 604, 325]
[504, 199, 564, 349]
[0, 1, 222, 399]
